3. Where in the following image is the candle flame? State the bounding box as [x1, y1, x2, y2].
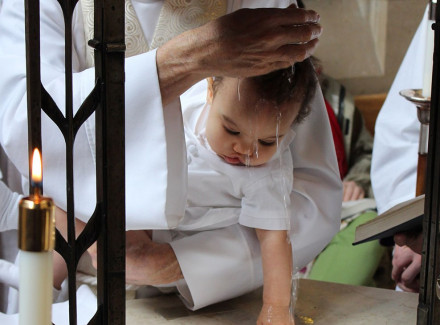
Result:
[32, 148, 42, 183]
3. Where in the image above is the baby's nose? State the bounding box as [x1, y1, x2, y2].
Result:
[233, 142, 251, 155]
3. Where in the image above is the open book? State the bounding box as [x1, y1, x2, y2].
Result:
[353, 195, 425, 245]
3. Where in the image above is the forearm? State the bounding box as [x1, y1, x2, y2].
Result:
[256, 229, 292, 306]
[156, 30, 206, 106]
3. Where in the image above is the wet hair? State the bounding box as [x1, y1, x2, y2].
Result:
[211, 58, 317, 124]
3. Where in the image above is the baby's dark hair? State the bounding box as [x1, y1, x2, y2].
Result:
[212, 59, 317, 124]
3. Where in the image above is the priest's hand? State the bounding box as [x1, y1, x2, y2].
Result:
[391, 245, 421, 292]
[157, 5, 322, 105]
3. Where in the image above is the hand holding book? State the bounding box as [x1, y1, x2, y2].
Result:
[394, 231, 423, 254]
[353, 195, 425, 246]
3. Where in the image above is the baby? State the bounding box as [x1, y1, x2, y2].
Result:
[180, 60, 317, 324]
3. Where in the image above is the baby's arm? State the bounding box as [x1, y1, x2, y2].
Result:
[255, 229, 294, 325]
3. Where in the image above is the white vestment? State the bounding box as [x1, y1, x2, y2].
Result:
[0, 0, 342, 310]
[371, 7, 428, 214]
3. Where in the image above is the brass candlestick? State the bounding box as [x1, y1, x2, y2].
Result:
[18, 149, 55, 325]
[399, 89, 430, 196]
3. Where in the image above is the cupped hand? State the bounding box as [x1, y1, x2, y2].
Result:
[391, 245, 421, 292]
[203, 6, 322, 77]
[157, 6, 322, 105]
[257, 304, 294, 325]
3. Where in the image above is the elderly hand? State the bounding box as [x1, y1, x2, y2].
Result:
[87, 230, 183, 286]
[157, 5, 322, 105]
[391, 245, 421, 292]
[342, 180, 365, 202]
[124, 230, 183, 285]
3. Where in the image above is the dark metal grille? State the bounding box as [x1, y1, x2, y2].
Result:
[418, 4, 440, 324]
[24, 0, 126, 324]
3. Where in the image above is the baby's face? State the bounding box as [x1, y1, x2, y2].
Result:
[205, 77, 299, 166]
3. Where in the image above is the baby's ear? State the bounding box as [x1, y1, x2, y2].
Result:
[206, 77, 214, 103]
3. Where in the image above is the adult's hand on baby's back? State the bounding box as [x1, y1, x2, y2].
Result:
[125, 230, 183, 286]
[87, 230, 183, 286]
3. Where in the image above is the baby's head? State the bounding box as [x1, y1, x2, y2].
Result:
[205, 59, 317, 166]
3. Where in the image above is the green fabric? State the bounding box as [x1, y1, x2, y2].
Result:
[308, 211, 386, 287]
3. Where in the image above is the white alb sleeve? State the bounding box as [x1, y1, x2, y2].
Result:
[0, 0, 186, 229]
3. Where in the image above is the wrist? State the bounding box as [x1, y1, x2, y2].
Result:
[156, 29, 209, 106]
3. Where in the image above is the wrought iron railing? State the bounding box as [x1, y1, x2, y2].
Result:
[24, 0, 126, 324]
[419, 1, 440, 323]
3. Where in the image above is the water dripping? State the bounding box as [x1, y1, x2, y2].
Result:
[237, 78, 242, 101]
[290, 267, 300, 321]
[276, 110, 282, 148]
[244, 154, 251, 167]
[289, 64, 296, 84]
[253, 141, 259, 160]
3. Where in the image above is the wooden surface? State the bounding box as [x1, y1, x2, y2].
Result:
[354, 93, 387, 135]
[126, 279, 418, 324]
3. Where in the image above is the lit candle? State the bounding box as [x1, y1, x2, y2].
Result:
[19, 148, 55, 325]
[422, 0, 436, 98]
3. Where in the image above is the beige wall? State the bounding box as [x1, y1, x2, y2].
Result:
[304, 0, 427, 96]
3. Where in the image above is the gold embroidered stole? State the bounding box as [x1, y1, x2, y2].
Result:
[79, 0, 227, 68]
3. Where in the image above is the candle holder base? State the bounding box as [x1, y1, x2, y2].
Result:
[399, 89, 431, 124]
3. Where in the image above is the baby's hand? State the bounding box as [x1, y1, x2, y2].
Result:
[257, 303, 294, 325]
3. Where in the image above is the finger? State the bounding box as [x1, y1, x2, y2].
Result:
[401, 256, 421, 285]
[391, 264, 404, 282]
[277, 38, 320, 64]
[283, 22, 323, 45]
[343, 184, 353, 202]
[270, 7, 321, 26]
[255, 22, 321, 53]
[397, 282, 419, 293]
[350, 186, 364, 201]
[391, 254, 410, 281]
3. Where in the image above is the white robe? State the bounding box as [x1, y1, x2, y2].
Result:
[371, 7, 428, 214]
[0, 0, 342, 310]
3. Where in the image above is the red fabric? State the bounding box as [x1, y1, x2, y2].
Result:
[324, 99, 348, 179]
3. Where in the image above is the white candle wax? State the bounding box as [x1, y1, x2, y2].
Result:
[422, 13, 435, 97]
[19, 250, 53, 325]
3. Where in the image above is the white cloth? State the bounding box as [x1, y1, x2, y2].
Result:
[0, 181, 21, 232]
[180, 97, 294, 231]
[0, 284, 96, 325]
[371, 7, 428, 214]
[0, 0, 186, 229]
[0, 0, 342, 310]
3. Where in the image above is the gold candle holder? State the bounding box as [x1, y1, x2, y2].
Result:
[19, 196, 55, 252]
[18, 148, 55, 325]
